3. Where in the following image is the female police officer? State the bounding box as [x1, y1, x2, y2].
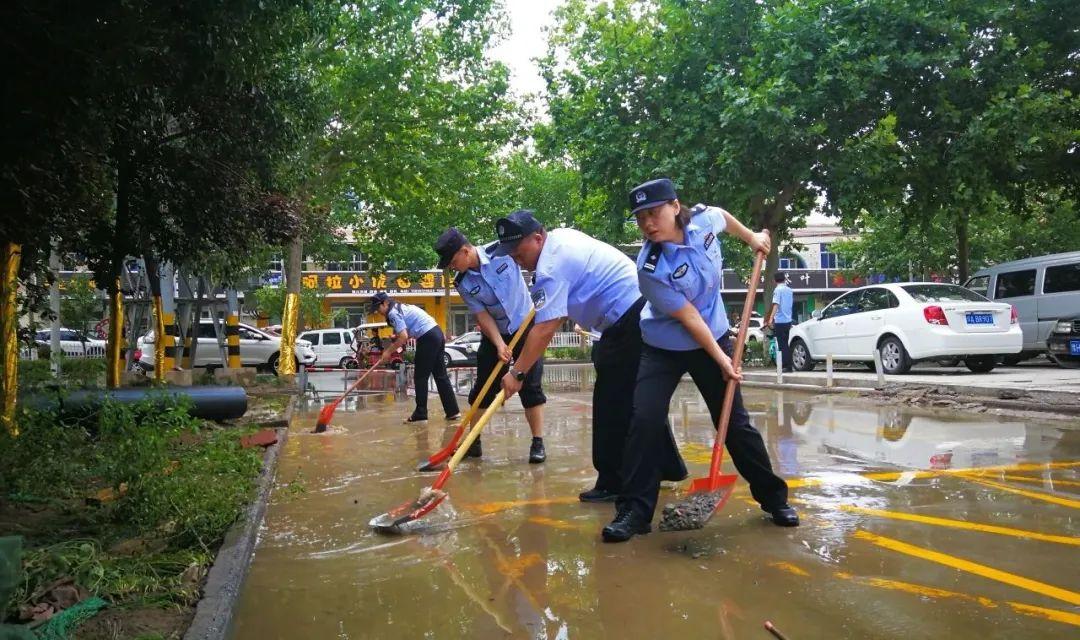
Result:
[602, 178, 798, 542]
[370, 292, 460, 423]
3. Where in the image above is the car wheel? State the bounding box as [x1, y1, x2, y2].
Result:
[340, 357, 358, 369]
[443, 352, 451, 368]
[878, 336, 911, 374]
[964, 356, 996, 374]
[791, 339, 815, 372]
[268, 353, 279, 371]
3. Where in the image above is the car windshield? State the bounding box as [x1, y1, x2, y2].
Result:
[902, 284, 989, 303]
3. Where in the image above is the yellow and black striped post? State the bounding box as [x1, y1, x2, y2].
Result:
[225, 314, 241, 368]
[162, 311, 178, 373]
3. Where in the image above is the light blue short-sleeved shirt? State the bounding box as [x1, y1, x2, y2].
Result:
[637, 204, 731, 351]
[387, 302, 438, 338]
[772, 283, 794, 324]
[454, 242, 532, 335]
[531, 228, 641, 333]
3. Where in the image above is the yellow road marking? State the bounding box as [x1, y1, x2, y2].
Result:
[961, 477, 1080, 510]
[958, 471, 1080, 489]
[526, 516, 590, 531]
[463, 496, 580, 515]
[1007, 602, 1080, 627]
[853, 530, 1080, 606]
[768, 561, 810, 577]
[787, 461, 1080, 489]
[835, 505, 1079, 546]
[834, 571, 998, 607]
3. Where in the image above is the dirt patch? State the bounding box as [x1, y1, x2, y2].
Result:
[867, 386, 1080, 420]
[658, 492, 724, 532]
[73, 605, 192, 640]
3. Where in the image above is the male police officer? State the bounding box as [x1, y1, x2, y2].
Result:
[766, 272, 794, 372]
[492, 210, 686, 502]
[434, 227, 547, 463]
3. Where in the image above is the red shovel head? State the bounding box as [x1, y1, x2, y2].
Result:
[416, 423, 465, 471]
[313, 402, 337, 433]
[658, 473, 738, 532]
[369, 488, 447, 534]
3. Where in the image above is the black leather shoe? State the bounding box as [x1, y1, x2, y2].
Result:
[528, 438, 546, 464]
[765, 503, 800, 527]
[602, 510, 651, 542]
[578, 487, 618, 503]
[465, 438, 482, 458]
[404, 414, 428, 423]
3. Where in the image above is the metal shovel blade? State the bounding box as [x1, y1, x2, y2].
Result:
[369, 488, 447, 534]
[658, 474, 738, 532]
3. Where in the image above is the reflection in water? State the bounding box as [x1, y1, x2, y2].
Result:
[230, 369, 1079, 639]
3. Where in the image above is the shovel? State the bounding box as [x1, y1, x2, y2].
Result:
[370, 389, 507, 533]
[658, 248, 766, 531]
[417, 309, 536, 471]
[314, 361, 381, 433]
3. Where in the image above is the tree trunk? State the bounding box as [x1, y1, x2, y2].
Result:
[0, 242, 22, 436]
[279, 235, 302, 376]
[955, 210, 970, 283]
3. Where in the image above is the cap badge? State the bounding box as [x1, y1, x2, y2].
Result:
[635, 191, 647, 203]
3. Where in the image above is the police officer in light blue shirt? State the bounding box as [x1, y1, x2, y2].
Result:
[766, 272, 795, 372]
[491, 210, 686, 503]
[435, 227, 547, 464]
[602, 178, 797, 543]
[370, 292, 460, 423]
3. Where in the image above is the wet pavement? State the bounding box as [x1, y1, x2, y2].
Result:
[230, 365, 1079, 639]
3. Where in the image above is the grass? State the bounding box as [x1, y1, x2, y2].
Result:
[0, 397, 267, 621]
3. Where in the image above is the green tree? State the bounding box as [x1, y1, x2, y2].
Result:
[249, 286, 341, 331]
[59, 279, 105, 337]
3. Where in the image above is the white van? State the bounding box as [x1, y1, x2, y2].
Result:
[298, 328, 355, 368]
[965, 251, 1080, 362]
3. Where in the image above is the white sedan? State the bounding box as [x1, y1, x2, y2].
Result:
[788, 283, 1022, 374]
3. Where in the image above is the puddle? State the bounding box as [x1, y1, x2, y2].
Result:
[230, 365, 1080, 639]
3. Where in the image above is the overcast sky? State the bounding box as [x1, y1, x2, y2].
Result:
[488, 0, 834, 224]
[489, 0, 560, 99]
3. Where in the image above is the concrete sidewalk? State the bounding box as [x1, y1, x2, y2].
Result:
[743, 361, 1080, 412]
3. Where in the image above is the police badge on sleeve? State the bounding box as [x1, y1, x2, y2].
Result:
[531, 288, 547, 309]
[672, 263, 689, 279]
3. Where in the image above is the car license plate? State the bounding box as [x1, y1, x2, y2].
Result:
[965, 313, 994, 325]
[1070, 340, 1080, 356]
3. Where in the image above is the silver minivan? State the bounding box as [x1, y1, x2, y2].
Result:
[965, 251, 1080, 361]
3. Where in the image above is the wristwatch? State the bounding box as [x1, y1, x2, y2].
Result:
[511, 368, 526, 382]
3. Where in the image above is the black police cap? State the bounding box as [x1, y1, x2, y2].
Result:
[434, 227, 468, 269]
[491, 210, 543, 257]
[628, 178, 678, 217]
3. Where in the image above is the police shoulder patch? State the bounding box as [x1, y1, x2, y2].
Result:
[672, 263, 689, 279]
[496, 262, 509, 274]
[531, 288, 547, 309]
[641, 243, 662, 273]
[690, 203, 708, 216]
[703, 232, 715, 250]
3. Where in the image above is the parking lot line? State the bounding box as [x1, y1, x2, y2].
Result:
[853, 530, 1080, 607]
[957, 471, 1080, 489]
[787, 460, 1080, 489]
[833, 505, 1079, 546]
[960, 477, 1080, 509]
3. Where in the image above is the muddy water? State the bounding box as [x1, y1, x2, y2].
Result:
[230, 366, 1079, 639]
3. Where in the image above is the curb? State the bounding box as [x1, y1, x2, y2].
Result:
[183, 395, 295, 640]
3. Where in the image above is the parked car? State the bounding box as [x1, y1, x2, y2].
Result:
[733, 316, 766, 344]
[33, 328, 107, 358]
[444, 331, 480, 368]
[1046, 316, 1080, 368]
[299, 327, 356, 368]
[964, 251, 1080, 364]
[138, 321, 316, 371]
[788, 283, 1021, 375]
